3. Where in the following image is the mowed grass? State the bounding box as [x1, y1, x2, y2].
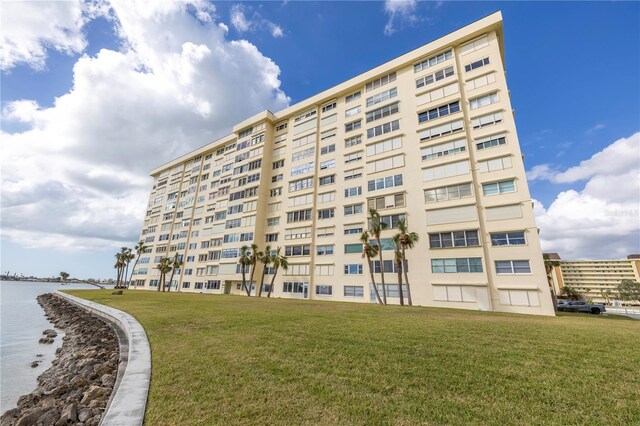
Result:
[65, 290, 640, 425]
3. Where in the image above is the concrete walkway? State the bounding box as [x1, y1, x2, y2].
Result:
[55, 291, 151, 426]
[606, 307, 640, 320]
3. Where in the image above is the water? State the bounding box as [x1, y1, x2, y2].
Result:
[0, 280, 99, 413]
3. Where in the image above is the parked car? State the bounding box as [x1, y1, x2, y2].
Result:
[557, 300, 606, 314]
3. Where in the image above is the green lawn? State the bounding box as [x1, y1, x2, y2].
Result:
[65, 290, 640, 425]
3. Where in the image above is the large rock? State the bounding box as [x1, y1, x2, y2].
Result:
[54, 403, 77, 425]
[36, 408, 60, 425]
[80, 386, 107, 405]
[78, 408, 93, 422]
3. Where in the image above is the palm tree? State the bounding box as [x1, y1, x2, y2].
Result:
[166, 255, 183, 292]
[361, 232, 383, 305]
[257, 245, 272, 297]
[560, 284, 581, 301]
[397, 219, 418, 306]
[543, 254, 560, 310]
[392, 234, 404, 306]
[239, 245, 252, 296]
[59, 272, 70, 284]
[247, 243, 259, 296]
[119, 247, 133, 289]
[368, 208, 387, 305]
[156, 257, 172, 292]
[113, 252, 125, 288]
[127, 240, 148, 290]
[268, 247, 288, 298]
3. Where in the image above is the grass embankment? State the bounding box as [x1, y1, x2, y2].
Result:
[65, 290, 640, 425]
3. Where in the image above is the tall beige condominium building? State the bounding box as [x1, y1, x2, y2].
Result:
[546, 253, 640, 302]
[132, 12, 555, 315]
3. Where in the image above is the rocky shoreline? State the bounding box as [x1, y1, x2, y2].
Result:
[1, 294, 119, 426]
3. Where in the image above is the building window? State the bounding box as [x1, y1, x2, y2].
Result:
[366, 102, 399, 123]
[421, 139, 466, 161]
[367, 154, 405, 174]
[415, 66, 455, 89]
[491, 231, 526, 246]
[291, 162, 314, 176]
[287, 209, 313, 223]
[344, 168, 363, 181]
[476, 134, 506, 150]
[345, 135, 362, 148]
[319, 175, 335, 186]
[345, 120, 362, 133]
[318, 208, 335, 219]
[478, 156, 512, 173]
[495, 260, 531, 274]
[423, 160, 469, 182]
[344, 264, 363, 275]
[320, 159, 336, 170]
[366, 87, 397, 108]
[292, 147, 315, 162]
[321, 144, 336, 155]
[466, 72, 496, 91]
[419, 119, 464, 142]
[344, 243, 363, 254]
[267, 217, 280, 227]
[367, 119, 400, 139]
[265, 233, 278, 242]
[289, 177, 314, 192]
[469, 92, 499, 110]
[367, 193, 405, 211]
[414, 49, 453, 73]
[482, 180, 516, 196]
[283, 281, 307, 293]
[464, 57, 490, 72]
[345, 106, 361, 117]
[431, 258, 483, 273]
[365, 72, 396, 92]
[344, 204, 363, 216]
[429, 230, 480, 248]
[344, 151, 363, 164]
[322, 101, 337, 113]
[368, 174, 403, 192]
[316, 245, 334, 256]
[344, 285, 364, 297]
[418, 101, 460, 123]
[346, 91, 361, 103]
[344, 226, 364, 235]
[371, 213, 406, 229]
[285, 245, 311, 257]
[424, 182, 473, 203]
[315, 285, 333, 295]
[275, 122, 288, 132]
[471, 111, 503, 129]
[366, 136, 402, 157]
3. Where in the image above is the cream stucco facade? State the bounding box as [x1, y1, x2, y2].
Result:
[132, 12, 556, 316]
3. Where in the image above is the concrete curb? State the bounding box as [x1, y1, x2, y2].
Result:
[54, 291, 150, 426]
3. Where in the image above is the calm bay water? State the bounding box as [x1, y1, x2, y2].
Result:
[0, 280, 99, 413]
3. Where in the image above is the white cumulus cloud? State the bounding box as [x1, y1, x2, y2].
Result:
[384, 0, 417, 36]
[1, 0, 290, 252]
[0, 0, 102, 71]
[230, 4, 284, 38]
[532, 132, 640, 259]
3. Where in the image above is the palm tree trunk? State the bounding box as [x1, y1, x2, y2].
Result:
[397, 261, 404, 306]
[368, 258, 383, 305]
[258, 268, 266, 297]
[167, 269, 176, 293]
[128, 257, 140, 290]
[241, 266, 248, 295]
[378, 248, 387, 305]
[124, 263, 130, 289]
[402, 247, 413, 306]
[157, 273, 163, 292]
[247, 266, 256, 296]
[268, 266, 279, 298]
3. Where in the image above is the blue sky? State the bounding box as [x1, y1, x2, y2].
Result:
[1, 1, 639, 279]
